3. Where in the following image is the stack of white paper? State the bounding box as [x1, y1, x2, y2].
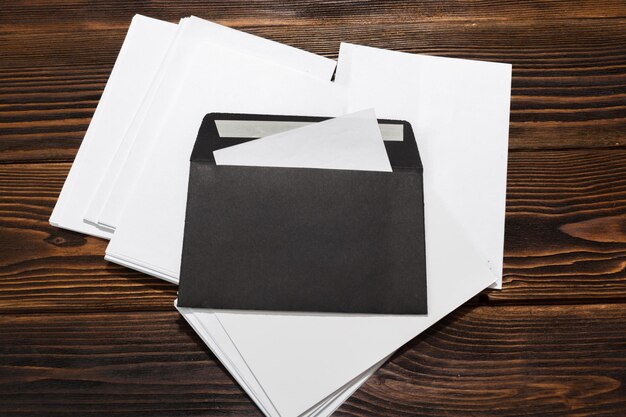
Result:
[50, 14, 512, 417]
[50, 15, 178, 238]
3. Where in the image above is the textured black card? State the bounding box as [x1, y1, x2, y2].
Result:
[177, 113, 426, 314]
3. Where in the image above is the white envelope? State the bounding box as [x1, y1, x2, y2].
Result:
[49, 15, 177, 238]
[105, 39, 349, 282]
[337, 43, 512, 288]
[86, 16, 337, 231]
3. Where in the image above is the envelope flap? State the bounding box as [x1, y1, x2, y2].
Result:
[190, 112, 423, 171]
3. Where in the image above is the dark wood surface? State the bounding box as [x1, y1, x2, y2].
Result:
[1, 1, 625, 416]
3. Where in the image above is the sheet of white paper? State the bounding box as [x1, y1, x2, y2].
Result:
[336, 43, 511, 288]
[194, 46, 511, 417]
[49, 15, 177, 238]
[86, 16, 336, 231]
[214, 109, 391, 172]
[105, 40, 349, 282]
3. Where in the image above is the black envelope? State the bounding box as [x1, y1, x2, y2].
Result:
[177, 113, 427, 314]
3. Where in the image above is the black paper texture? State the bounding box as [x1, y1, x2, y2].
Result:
[178, 113, 427, 314]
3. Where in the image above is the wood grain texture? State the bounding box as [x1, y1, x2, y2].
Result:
[0, 163, 177, 313]
[3, 0, 626, 27]
[2, 2, 626, 416]
[499, 149, 626, 303]
[1, 304, 624, 417]
[0, 311, 256, 417]
[341, 303, 626, 417]
[1, 15, 625, 161]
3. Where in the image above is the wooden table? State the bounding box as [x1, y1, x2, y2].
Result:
[1, 1, 625, 416]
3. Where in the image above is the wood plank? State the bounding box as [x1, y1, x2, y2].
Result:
[1, 18, 625, 162]
[0, 163, 178, 313]
[495, 149, 626, 303]
[1, 150, 625, 312]
[0, 304, 624, 416]
[2, 0, 625, 28]
[0, 310, 257, 417]
[342, 303, 626, 417]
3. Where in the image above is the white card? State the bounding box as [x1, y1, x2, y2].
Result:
[336, 43, 512, 288]
[49, 15, 177, 238]
[86, 16, 337, 231]
[105, 40, 349, 282]
[214, 109, 391, 172]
